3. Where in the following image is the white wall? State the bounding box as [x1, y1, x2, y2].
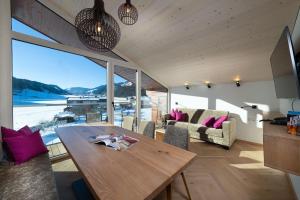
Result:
[170, 80, 280, 144]
[279, 99, 300, 115]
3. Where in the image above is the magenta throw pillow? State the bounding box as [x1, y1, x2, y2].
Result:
[3, 130, 48, 165]
[170, 109, 177, 120]
[176, 111, 188, 122]
[18, 125, 33, 135]
[201, 117, 215, 127]
[175, 111, 182, 121]
[1, 125, 33, 138]
[1, 126, 20, 138]
[213, 115, 228, 129]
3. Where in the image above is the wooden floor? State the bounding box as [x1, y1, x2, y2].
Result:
[52, 139, 295, 200]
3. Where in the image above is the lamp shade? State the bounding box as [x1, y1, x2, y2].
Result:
[75, 0, 121, 52]
[118, 0, 138, 25]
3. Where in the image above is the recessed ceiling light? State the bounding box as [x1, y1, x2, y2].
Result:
[204, 81, 212, 88]
[184, 82, 190, 90]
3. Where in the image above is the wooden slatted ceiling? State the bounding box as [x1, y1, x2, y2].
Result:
[39, 0, 300, 87]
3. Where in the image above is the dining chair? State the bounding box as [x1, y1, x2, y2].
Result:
[164, 125, 192, 200]
[122, 116, 135, 131]
[138, 121, 155, 138]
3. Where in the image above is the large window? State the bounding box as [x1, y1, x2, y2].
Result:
[11, 15, 168, 160]
[141, 72, 168, 128]
[13, 40, 107, 158]
[114, 66, 137, 129]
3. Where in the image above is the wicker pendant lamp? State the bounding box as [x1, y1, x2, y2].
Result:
[118, 0, 138, 25]
[75, 0, 121, 52]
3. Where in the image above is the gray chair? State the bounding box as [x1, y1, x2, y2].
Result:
[164, 125, 189, 150]
[122, 116, 135, 131]
[138, 121, 155, 138]
[164, 125, 192, 200]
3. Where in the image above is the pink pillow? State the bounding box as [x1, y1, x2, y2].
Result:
[1, 125, 33, 138]
[201, 117, 215, 127]
[1, 127, 20, 138]
[18, 125, 33, 135]
[170, 109, 177, 120]
[3, 130, 48, 165]
[175, 111, 182, 121]
[176, 111, 188, 122]
[213, 115, 228, 129]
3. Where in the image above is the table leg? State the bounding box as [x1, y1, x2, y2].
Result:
[166, 183, 172, 200]
[181, 172, 192, 200]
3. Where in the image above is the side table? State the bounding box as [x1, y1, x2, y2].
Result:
[155, 128, 165, 142]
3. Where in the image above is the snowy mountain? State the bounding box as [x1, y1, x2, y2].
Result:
[13, 89, 66, 99]
[13, 77, 69, 95]
[67, 82, 146, 97]
[13, 77, 68, 105]
[13, 77, 146, 99]
[65, 87, 90, 95]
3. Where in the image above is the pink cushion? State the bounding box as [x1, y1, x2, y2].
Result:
[201, 117, 215, 127]
[3, 130, 48, 165]
[1, 127, 20, 138]
[170, 109, 177, 120]
[1, 125, 33, 138]
[175, 111, 182, 121]
[213, 115, 228, 129]
[176, 111, 188, 122]
[18, 125, 33, 135]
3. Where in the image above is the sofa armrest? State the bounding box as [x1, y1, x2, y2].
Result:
[162, 114, 172, 122]
[222, 118, 237, 147]
[162, 114, 172, 128]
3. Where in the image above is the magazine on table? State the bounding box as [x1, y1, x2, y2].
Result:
[88, 134, 139, 151]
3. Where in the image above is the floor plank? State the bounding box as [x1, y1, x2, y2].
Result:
[52, 140, 295, 200]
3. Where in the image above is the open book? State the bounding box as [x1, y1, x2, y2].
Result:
[88, 134, 139, 151]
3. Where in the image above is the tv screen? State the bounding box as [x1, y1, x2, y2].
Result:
[270, 27, 299, 98]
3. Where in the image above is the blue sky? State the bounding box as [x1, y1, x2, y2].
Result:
[12, 19, 125, 89]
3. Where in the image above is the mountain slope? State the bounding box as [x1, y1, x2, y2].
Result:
[90, 82, 147, 97]
[13, 77, 147, 98]
[13, 77, 69, 95]
[65, 87, 90, 95]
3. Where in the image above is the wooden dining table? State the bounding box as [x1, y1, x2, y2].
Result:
[56, 125, 196, 200]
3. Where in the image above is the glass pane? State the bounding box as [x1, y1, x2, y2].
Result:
[12, 18, 57, 43]
[12, 40, 107, 158]
[114, 66, 136, 130]
[141, 72, 168, 128]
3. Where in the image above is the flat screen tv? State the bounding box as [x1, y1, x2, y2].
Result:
[270, 26, 300, 98]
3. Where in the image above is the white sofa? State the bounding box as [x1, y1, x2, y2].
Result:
[165, 108, 236, 149]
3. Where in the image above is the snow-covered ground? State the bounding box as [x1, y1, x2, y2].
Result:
[13, 105, 65, 130]
[13, 92, 152, 146]
[14, 105, 152, 129]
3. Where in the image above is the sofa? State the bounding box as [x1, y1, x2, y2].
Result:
[164, 108, 236, 149]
